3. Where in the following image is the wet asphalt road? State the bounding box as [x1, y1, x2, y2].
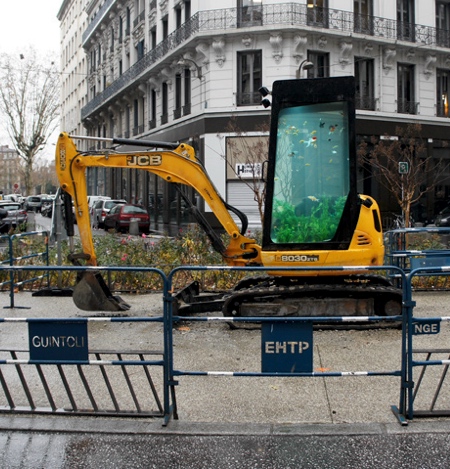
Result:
[2, 417, 450, 469]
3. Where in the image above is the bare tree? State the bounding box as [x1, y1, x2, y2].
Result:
[0, 48, 60, 195]
[358, 123, 449, 227]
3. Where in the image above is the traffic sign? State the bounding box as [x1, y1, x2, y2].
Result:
[399, 162, 409, 174]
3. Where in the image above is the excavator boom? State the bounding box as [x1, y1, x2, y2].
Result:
[55, 132, 261, 311]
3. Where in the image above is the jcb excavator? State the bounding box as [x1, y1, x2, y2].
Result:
[56, 76, 402, 316]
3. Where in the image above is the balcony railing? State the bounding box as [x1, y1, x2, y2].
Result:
[133, 10, 145, 29]
[355, 95, 377, 111]
[236, 91, 262, 107]
[397, 99, 419, 115]
[173, 108, 182, 120]
[83, 0, 118, 45]
[133, 124, 144, 136]
[436, 103, 450, 118]
[182, 103, 191, 116]
[82, 3, 450, 120]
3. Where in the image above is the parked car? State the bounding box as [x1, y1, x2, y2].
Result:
[87, 195, 111, 212]
[92, 198, 127, 229]
[24, 195, 42, 212]
[434, 206, 450, 227]
[0, 202, 28, 233]
[41, 195, 56, 218]
[103, 204, 150, 233]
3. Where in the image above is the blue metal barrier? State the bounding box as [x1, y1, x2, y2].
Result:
[385, 226, 450, 274]
[167, 264, 411, 425]
[0, 265, 174, 423]
[3, 262, 444, 426]
[404, 265, 450, 420]
[0, 231, 50, 308]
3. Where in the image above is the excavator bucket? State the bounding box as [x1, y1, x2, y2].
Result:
[72, 271, 131, 312]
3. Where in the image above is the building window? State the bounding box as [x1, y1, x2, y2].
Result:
[136, 40, 145, 61]
[307, 51, 329, 78]
[397, 63, 416, 114]
[110, 27, 114, 52]
[161, 82, 168, 125]
[149, 89, 157, 129]
[184, 68, 191, 116]
[151, 28, 157, 49]
[162, 16, 168, 39]
[354, 0, 373, 34]
[185, 1, 191, 21]
[355, 57, 375, 110]
[237, 0, 262, 28]
[437, 69, 450, 117]
[90, 49, 96, 72]
[436, 1, 450, 47]
[397, 0, 415, 42]
[176, 5, 182, 29]
[174, 73, 182, 119]
[307, 0, 328, 28]
[119, 16, 123, 43]
[133, 99, 139, 135]
[237, 50, 262, 106]
[126, 7, 131, 35]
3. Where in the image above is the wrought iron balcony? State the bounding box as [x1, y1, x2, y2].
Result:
[83, 0, 118, 45]
[173, 108, 182, 120]
[355, 95, 377, 111]
[236, 91, 262, 107]
[133, 10, 145, 29]
[397, 99, 418, 115]
[182, 104, 191, 116]
[82, 3, 450, 121]
[436, 103, 450, 118]
[133, 125, 144, 136]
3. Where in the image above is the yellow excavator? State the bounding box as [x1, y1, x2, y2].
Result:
[56, 76, 402, 315]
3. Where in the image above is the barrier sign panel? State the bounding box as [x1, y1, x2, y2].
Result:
[29, 320, 88, 362]
[412, 319, 440, 335]
[261, 321, 313, 373]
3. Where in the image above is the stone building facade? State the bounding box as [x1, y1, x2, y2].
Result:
[58, 0, 450, 232]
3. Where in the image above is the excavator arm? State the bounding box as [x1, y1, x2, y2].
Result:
[56, 132, 261, 268]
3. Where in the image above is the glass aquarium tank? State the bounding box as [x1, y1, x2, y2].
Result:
[271, 101, 350, 243]
[263, 77, 358, 250]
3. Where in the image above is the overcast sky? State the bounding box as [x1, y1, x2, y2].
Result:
[0, 0, 62, 161]
[0, 1, 61, 54]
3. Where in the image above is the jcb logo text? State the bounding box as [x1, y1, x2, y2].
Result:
[127, 155, 162, 166]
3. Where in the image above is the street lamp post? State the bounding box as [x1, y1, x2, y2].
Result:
[296, 59, 314, 79]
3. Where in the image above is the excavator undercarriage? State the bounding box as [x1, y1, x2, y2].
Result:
[175, 275, 402, 318]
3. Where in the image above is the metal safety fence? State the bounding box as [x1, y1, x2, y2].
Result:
[403, 264, 450, 420]
[0, 231, 50, 309]
[0, 265, 175, 424]
[1, 262, 450, 426]
[167, 265, 411, 426]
